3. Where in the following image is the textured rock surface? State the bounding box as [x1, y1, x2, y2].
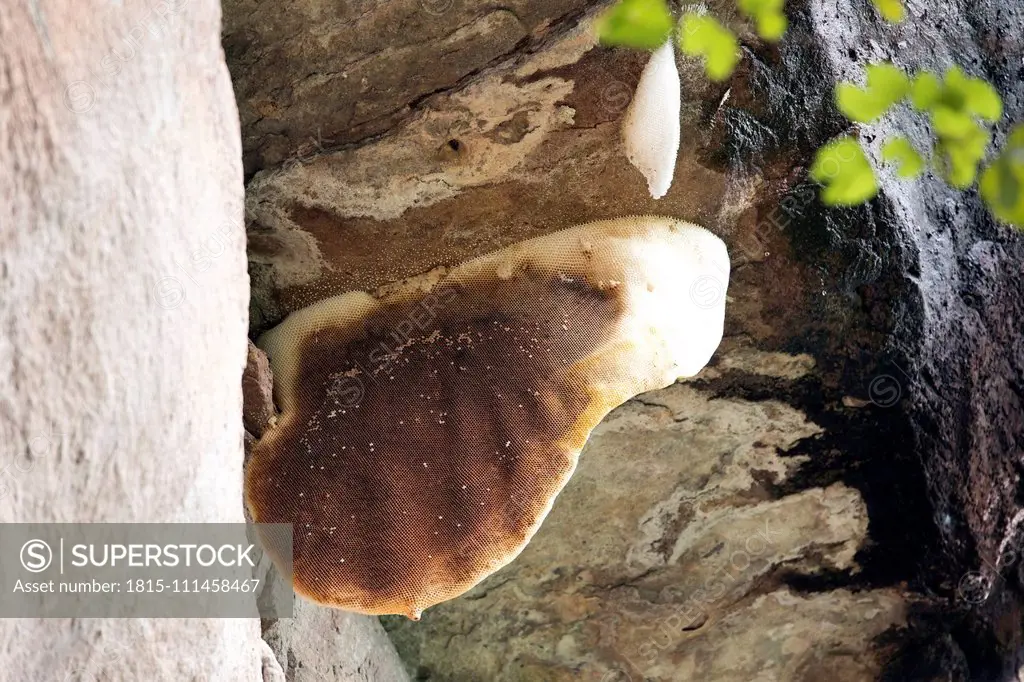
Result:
[244, 340, 277, 438]
[790, 1, 1024, 677]
[223, 0, 593, 175]
[229, 0, 1024, 678]
[263, 600, 410, 682]
[0, 0, 261, 679]
[384, 368, 911, 680]
[815, 3, 1024, 674]
[241, 13, 736, 332]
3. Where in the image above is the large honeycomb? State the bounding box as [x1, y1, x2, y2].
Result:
[246, 216, 730, 618]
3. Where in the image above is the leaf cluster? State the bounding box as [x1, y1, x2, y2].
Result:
[597, 0, 1022, 228]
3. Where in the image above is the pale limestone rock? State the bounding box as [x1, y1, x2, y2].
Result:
[0, 0, 257, 678]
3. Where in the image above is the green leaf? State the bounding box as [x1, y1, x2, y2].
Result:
[907, 66, 1004, 191]
[882, 137, 925, 178]
[1009, 125, 1024, 148]
[810, 137, 879, 205]
[737, 0, 788, 42]
[872, 0, 905, 22]
[737, 0, 784, 13]
[955, 74, 1003, 122]
[910, 72, 942, 111]
[980, 124, 1024, 227]
[936, 122, 990, 188]
[835, 84, 879, 122]
[938, 66, 1003, 121]
[932, 106, 977, 140]
[756, 10, 788, 41]
[835, 63, 910, 123]
[597, 0, 674, 49]
[678, 14, 741, 82]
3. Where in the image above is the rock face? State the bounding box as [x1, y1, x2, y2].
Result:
[263, 600, 410, 682]
[244, 340, 277, 438]
[223, 0, 594, 175]
[0, 0, 263, 679]
[384, 373, 909, 680]
[228, 0, 1024, 679]
[821, 4, 1024, 674]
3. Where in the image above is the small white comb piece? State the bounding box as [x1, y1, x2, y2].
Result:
[622, 40, 682, 200]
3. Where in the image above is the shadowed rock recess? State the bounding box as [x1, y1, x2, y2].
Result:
[228, 0, 1024, 679]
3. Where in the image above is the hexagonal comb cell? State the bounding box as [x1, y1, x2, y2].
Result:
[246, 216, 730, 619]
